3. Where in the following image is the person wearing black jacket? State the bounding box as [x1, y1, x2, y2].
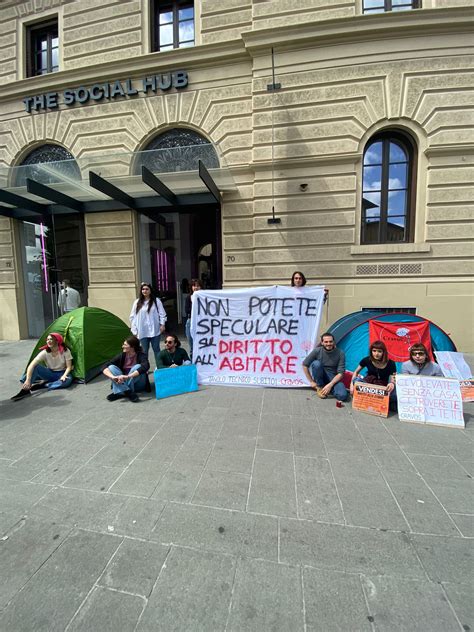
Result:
[103, 336, 150, 402]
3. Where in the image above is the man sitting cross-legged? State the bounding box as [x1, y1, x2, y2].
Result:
[302, 332, 348, 401]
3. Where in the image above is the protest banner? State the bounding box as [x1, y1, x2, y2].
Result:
[435, 351, 472, 380]
[459, 379, 474, 403]
[190, 285, 325, 387]
[352, 382, 390, 417]
[396, 374, 464, 428]
[369, 320, 432, 362]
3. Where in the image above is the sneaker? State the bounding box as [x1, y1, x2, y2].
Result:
[11, 388, 31, 401]
[107, 392, 124, 402]
[30, 380, 48, 392]
[127, 391, 139, 403]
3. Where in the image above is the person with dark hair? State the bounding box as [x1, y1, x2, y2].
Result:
[350, 340, 397, 408]
[129, 283, 167, 367]
[103, 336, 150, 402]
[402, 343, 443, 376]
[290, 271, 306, 287]
[302, 332, 348, 400]
[156, 334, 190, 369]
[184, 278, 202, 359]
[11, 332, 74, 401]
[290, 271, 328, 302]
[350, 340, 396, 392]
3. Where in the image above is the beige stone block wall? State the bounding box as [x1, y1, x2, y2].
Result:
[0, 217, 17, 338]
[0, 215, 28, 339]
[85, 210, 137, 324]
[63, 1, 142, 70]
[0, 2, 472, 351]
[201, 0, 252, 45]
[253, 0, 354, 29]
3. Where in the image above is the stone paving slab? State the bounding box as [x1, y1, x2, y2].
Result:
[136, 547, 236, 632]
[0, 340, 473, 631]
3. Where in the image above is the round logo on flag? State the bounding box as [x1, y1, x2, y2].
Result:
[377, 325, 423, 362]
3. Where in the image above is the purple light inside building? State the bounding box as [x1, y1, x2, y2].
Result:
[164, 250, 169, 290]
[40, 223, 49, 292]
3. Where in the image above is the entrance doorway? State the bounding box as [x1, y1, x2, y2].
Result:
[19, 214, 88, 337]
[138, 207, 221, 333]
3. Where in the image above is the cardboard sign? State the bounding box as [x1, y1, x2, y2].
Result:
[190, 285, 325, 388]
[435, 351, 472, 380]
[460, 379, 474, 403]
[396, 374, 464, 428]
[154, 365, 198, 399]
[352, 382, 390, 417]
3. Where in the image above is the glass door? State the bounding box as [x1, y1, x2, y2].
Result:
[19, 215, 88, 337]
[19, 221, 56, 337]
[139, 207, 220, 333]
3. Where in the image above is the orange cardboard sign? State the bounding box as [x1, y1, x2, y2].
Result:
[460, 379, 474, 402]
[352, 382, 390, 417]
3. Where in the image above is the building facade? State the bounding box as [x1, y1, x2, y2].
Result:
[0, 0, 472, 349]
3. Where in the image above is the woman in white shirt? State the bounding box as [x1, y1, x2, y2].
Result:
[11, 332, 74, 401]
[130, 283, 167, 367]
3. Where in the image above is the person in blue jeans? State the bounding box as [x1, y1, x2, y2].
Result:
[103, 336, 150, 403]
[11, 332, 74, 401]
[129, 283, 166, 369]
[302, 332, 348, 401]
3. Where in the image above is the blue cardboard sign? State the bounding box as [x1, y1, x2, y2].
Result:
[154, 364, 198, 399]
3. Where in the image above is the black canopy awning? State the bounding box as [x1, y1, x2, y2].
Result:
[0, 160, 231, 223]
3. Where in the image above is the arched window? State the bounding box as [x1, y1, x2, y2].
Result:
[14, 144, 80, 187]
[134, 128, 219, 174]
[361, 131, 416, 244]
[363, 0, 420, 13]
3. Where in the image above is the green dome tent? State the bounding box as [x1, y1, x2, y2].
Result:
[26, 307, 131, 383]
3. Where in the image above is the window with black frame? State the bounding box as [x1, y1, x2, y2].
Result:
[26, 18, 59, 77]
[151, 1, 194, 52]
[363, 0, 420, 12]
[361, 131, 416, 244]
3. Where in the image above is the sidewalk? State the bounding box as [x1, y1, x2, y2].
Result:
[0, 340, 472, 631]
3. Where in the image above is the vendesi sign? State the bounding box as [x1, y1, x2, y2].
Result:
[23, 71, 188, 113]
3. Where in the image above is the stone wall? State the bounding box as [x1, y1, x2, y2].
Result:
[0, 1, 472, 346]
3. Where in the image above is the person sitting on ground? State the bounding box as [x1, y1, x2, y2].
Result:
[103, 335, 150, 403]
[290, 270, 329, 303]
[11, 332, 74, 401]
[302, 332, 348, 401]
[401, 343, 443, 376]
[350, 340, 397, 408]
[156, 334, 190, 369]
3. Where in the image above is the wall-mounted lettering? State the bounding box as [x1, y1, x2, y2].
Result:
[23, 71, 188, 113]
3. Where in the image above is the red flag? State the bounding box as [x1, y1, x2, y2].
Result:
[368, 320, 432, 362]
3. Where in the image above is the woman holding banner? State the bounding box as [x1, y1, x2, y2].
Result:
[401, 343, 443, 376]
[291, 271, 328, 303]
[350, 340, 397, 407]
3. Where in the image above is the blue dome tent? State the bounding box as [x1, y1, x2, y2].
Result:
[330, 311, 456, 372]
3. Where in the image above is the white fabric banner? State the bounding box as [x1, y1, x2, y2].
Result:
[190, 285, 325, 387]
